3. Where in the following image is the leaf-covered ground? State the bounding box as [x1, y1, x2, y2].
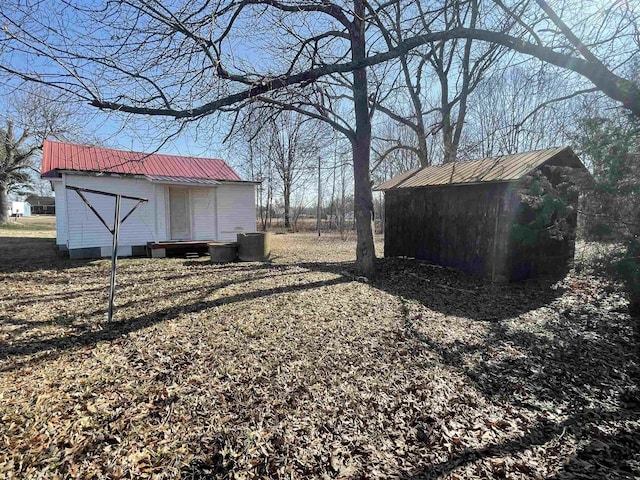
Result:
[1, 226, 638, 479]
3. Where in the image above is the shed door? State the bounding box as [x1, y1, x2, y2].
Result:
[169, 188, 191, 240]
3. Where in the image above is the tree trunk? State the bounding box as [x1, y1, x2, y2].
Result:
[417, 127, 429, 167]
[441, 96, 457, 163]
[399, 53, 429, 167]
[352, 128, 376, 277]
[351, 0, 376, 277]
[0, 183, 8, 225]
[284, 182, 291, 230]
[443, 122, 456, 163]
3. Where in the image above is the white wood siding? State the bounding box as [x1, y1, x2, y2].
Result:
[53, 180, 67, 246]
[62, 174, 255, 251]
[155, 184, 168, 242]
[192, 187, 217, 239]
[216, 184, 256, 241]
[65, 174, 156, 250]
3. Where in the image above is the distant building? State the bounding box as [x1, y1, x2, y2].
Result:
[24, 195, 55, 215]
[8, 201, 31, 217]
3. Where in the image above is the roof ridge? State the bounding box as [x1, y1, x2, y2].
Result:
[378, 147, 577, 190]
[43, 139, 225, 162]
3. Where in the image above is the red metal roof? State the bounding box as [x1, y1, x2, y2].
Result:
[41, 140, 243, 182]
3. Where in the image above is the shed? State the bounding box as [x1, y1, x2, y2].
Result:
[42, 140, 258, 259]
[375, 147, 587, 282]
[25, 195, 55, 215]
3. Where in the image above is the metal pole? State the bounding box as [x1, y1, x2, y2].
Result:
[107, 194, 122, 322]
[317, 156, 321, 237]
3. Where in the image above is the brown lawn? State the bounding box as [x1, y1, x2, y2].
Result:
[0, 224, 638, 479]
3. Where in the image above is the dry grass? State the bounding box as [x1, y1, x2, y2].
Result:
[2, 215, 56, 229]
[0, 227, 638, 479]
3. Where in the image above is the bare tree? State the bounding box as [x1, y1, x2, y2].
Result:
[373, 0, 510, 165]
[427, 0, 505, 163]
[371, 120, 423, 181]
[463, 63, 582, 157]
[0, 87, 77, 223]
[230, 121, 275, 231]
[243, 110, 327, 230]
[2, 0, 640, 273]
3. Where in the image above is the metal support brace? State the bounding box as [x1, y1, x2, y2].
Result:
[67, 186, 148, 322]
[108, 195, 121, 323]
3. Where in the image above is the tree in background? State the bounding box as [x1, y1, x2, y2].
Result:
[0, 87, 77, 223]
[373, 0, 508, 165]
[264, 112, 327, 231]
[0, 121, 40, 223]
[233, 107, 330, 231]
[463, 64, 581, 157]
[576, 116, 640, 239]
[3, 0, 640, 275]
[574, 115, 640, 314]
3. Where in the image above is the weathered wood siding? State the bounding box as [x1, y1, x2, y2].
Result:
[508, 227, 575, 281]
[384, 177, 577, 281]
[384, 183, 518, 280]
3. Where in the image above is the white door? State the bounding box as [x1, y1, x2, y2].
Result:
[169, 188, 191, 240]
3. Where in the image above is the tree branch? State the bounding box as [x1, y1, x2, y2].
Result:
[88, 27, 640, 118]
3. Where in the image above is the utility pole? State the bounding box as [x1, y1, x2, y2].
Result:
[317, 156, 321, 237]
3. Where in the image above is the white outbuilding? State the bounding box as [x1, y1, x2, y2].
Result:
[42, 140, 258, 259]
[7, 201, 31, 217]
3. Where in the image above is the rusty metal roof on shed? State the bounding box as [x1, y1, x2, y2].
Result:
[41, 140, 245, 183]
[374, 147, 577, 191]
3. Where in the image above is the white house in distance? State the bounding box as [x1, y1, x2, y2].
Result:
[6, 201, 31, 217]
[41, 140, 257, 259]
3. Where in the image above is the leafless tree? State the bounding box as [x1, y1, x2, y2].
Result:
[241, 109, 328, 230]
[463, 63, 583, 157]
[372, 0, 511, 165]
[230, 121, 275, 231]
[371, 120, 423, 181]
[2, 0, 639, 273]
[0, 87, 77, 223]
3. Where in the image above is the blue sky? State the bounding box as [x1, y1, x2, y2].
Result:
[0, 0, 256, 163]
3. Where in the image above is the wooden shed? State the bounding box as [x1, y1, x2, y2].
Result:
[375, 147, 587, 282]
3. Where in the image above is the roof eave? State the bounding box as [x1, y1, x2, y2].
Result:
[145, 176, 220, 186]
[56, 169, 146, 179]
[379, 179, 518, 191]
[54, 169, 258, 186]
[217, 179, 261, 185]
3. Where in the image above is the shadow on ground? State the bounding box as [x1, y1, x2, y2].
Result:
[293, 257, 640, 479]
[365, 259, 639, 480]
[2, 241, 638, 478]
[0, 267, 348, 371]
[372, 256, 564, 321]
[0, 236, 95, 274]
